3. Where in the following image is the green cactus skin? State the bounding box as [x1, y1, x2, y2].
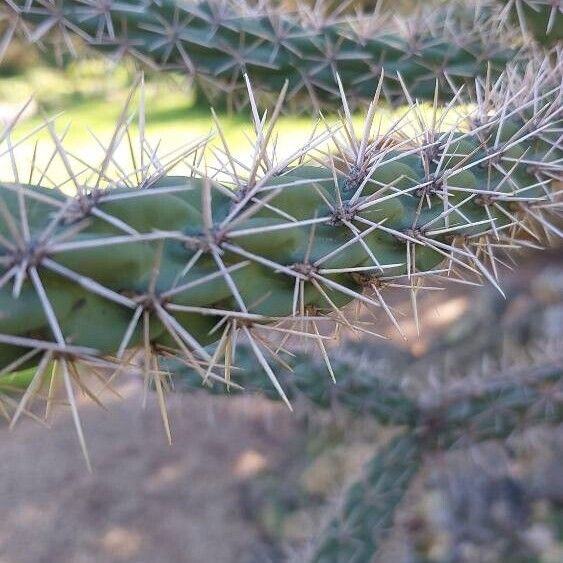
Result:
[500, 0, 563, 46]
[2, 0, 518, 108]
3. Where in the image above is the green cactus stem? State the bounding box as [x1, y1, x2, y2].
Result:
[310, 433, 423, 563]
[1, 0, 519, 108]
[0, 71, 561, 386]
[499, 0, 563, 46]
[0, 66, 561, 464]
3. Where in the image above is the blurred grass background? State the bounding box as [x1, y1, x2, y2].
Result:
[0, 52, 470, 189]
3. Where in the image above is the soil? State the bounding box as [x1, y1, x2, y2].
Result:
[0, 387, 297, 563]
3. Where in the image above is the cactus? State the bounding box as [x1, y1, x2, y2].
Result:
[1, 0, 521, 109]
[0, 61, 561, 466]
[499, 0, 563, 46]
[308, 362, 563, 561]
[0, 0, 560, 557]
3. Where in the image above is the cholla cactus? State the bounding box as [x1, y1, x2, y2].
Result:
[499, 0, 563, 46]
[309, 362, 563, 562]
[0, 56, 561, 467]
[1, 0, 520, 109]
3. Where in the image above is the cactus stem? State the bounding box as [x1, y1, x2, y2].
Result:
[0, 62, 561, 460]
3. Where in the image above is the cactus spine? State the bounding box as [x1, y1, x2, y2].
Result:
[499, 0, 563, 46]
[2, 0, 519, 108]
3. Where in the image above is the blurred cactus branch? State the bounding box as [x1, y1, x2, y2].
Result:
[170, 321, 562, 560]
[308, 358, 563, 561]
[311, 432, 423, 562]
[1, 0, 523, 109]
[417, 359, 563, 446]
[174, 351, 563, 438]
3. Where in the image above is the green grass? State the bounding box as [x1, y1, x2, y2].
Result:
[0, 63, 325, 186]
[1, 59, 471, 188]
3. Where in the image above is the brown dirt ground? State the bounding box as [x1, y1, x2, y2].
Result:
[0, 386, 298, 563]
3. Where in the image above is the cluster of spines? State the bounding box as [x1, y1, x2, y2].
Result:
[1, 0, 525, 109]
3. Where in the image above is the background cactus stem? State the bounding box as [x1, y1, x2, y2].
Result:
[1, 0, 528, 109]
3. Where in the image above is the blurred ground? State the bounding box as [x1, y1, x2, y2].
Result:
[0, 385, 296, 563]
